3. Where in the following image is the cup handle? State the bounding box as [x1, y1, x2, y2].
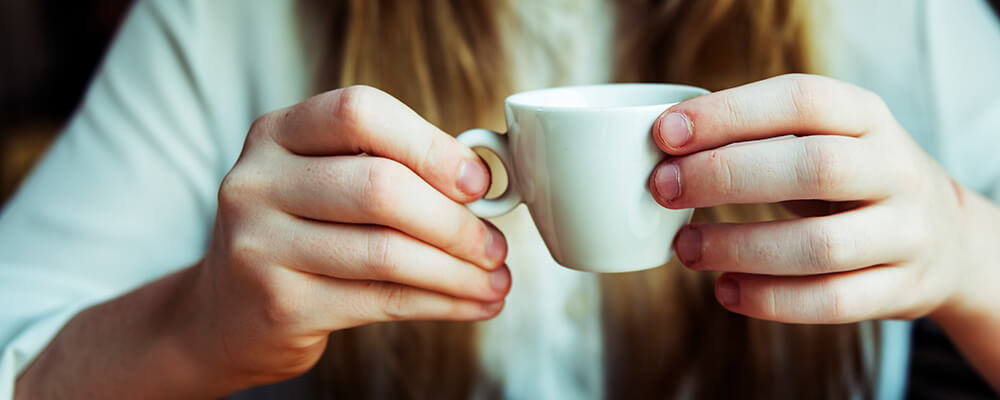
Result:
[455, 128, 523, 218]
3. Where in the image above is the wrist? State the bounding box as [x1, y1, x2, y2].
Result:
[103, 265, 228, 399]
[15, 265, 233, 399]
[923, 186, 1000, 391]
[931, 187, 1000, 329]
[163, 261, 254, 397]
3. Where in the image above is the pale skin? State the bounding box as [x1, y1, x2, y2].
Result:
[16, 86, 511, 398]
[15, 75, 1000, 398]
[648, 74, 1000, 391]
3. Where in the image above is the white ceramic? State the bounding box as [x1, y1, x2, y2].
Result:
[457, 83, 709, 273]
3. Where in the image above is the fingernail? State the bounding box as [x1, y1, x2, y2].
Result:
[489, 267, 510, 293]
[659, 112, 692, 148]
[485, 224, 507, 266]
[717, 277, 740, 306]
[652, 163, 681, 203]
[675, 225, 702, 266]
[457, 159, 489, 196]
[482, 301, 504, 313]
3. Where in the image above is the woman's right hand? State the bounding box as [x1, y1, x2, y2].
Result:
[190, 86, 510, 391]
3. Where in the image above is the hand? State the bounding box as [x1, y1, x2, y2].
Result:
[648, 74, 975, 324]
[191, 86, 510, 390]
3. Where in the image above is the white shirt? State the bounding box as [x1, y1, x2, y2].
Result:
[1, 0, 999, 399]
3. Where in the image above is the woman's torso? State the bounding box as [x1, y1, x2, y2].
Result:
[3, 0, 998, 399]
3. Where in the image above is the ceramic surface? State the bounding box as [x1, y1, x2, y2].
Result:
[457, 84, 708, 272]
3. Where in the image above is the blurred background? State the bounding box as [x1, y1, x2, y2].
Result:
[0, 0, 131, 202]
[0, 1, 995, 398]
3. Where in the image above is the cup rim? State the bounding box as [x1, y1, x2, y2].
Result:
[504, 83, 709, 112]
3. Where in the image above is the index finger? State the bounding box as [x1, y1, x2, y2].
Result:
[262, 85, 490, 203]
[653, 74, 891, 156]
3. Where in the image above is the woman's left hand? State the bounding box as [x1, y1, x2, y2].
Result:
[648, 73, 981, 324]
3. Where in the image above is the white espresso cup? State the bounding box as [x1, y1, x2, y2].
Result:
[456, 83, 709, 273]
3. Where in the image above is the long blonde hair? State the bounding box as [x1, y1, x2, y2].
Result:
[301, 0, 877, 398]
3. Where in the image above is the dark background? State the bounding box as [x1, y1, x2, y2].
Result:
[0, 0, 130, 200]
[0, 1, 996, 398]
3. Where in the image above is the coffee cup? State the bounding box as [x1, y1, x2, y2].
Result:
[457, 83, 708, 273]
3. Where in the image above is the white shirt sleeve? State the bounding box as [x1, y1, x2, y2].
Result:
[0, 0, 311, 397]
[924, 0, 1000, 199]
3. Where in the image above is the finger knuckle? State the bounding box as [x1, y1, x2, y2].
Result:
[218, 166, 265, 212]
[721, 95, 744, 131]
[805, 225, 851, 272]
[334, 85, 379, 132]
[760, 286, 780, 320]
[799, 138, 848, 195]
[727, 229, 752, 267]
[262, 295, 300, 327]
[418, 132, 446, 176]
[377, 283, 411, 321]
[259, 272, 304, 326]
[707, 150, 739, 196]
[359, 159, 405, 219]
[365, 231, 401, 280]
[246, 112, 278, 145]
[824, 280, 850, 322]
[227, 229, 270, 268]
[786, 74, 825, 122]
